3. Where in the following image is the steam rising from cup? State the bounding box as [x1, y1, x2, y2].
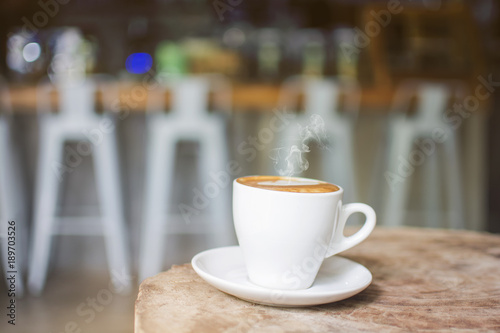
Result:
[270, 114, 329, 177]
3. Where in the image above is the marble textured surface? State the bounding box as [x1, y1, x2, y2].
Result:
[135, 227, 500, 332]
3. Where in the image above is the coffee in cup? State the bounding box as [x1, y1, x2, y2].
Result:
[236, 175, 339, 193]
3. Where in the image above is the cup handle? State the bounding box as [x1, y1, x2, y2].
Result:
[325, 203, 376, 257]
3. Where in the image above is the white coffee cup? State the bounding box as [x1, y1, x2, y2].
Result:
[233, 176, 376, 290]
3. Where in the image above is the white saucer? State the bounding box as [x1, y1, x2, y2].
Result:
[191, 246, 372, 307]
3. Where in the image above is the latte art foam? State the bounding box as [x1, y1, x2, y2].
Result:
[237, 176, 339, 193]
[258, 180, 320, 186]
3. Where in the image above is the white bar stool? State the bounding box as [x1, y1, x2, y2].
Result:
[0, 79, 26, 297]
[28, 75, 131, 295]
[377, 80, 466, 228]
[139, 75, 233, 282]
[277, 76, 360, 203]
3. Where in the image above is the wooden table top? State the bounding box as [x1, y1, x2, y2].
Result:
[135, 227, 500, 332]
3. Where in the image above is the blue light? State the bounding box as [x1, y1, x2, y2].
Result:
[126, 53, 153, 74]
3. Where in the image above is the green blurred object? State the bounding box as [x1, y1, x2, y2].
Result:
[258, 41, 280, 78]
[155, 41, 187, 75]
[303, 41, 324, 76]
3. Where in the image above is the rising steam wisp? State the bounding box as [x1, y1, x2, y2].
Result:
[270, 114, 329, 178]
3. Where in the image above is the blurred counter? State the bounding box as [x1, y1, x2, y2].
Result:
[6, 82, 403, 114]
[8, 81, 492, 114]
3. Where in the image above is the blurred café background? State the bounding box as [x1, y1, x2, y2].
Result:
[0, 0, 499, 331]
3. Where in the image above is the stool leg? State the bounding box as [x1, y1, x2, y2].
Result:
[93, 130, 131, 293]
[329, 124, 358, 203]
[0, 120, 24, 296]
[368, 127, 387, 211]
[200, 121, 232, 247]
[11, 154, 27, 298]
[140, 128, 176, 282]
[383, 126, 414, 226]
[28, 127, 62, 295]
[322, 139, 340, 184]
[345, 129, 359, 203]
[424, 148, 440, 228]
[325, 126, 360, 225]
[444, 131, 465, 229]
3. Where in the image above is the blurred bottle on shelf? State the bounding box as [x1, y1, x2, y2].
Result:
[256, 28, 282, 82]
[221, 24, 251, 79]
[332, 27, 358, 81]
[302, 37, 325, 76]
[287, 29, 325, 77]
[180, 37, 242, 77]
[155, 41, 188, 76]
[48, 28, 96, 84]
